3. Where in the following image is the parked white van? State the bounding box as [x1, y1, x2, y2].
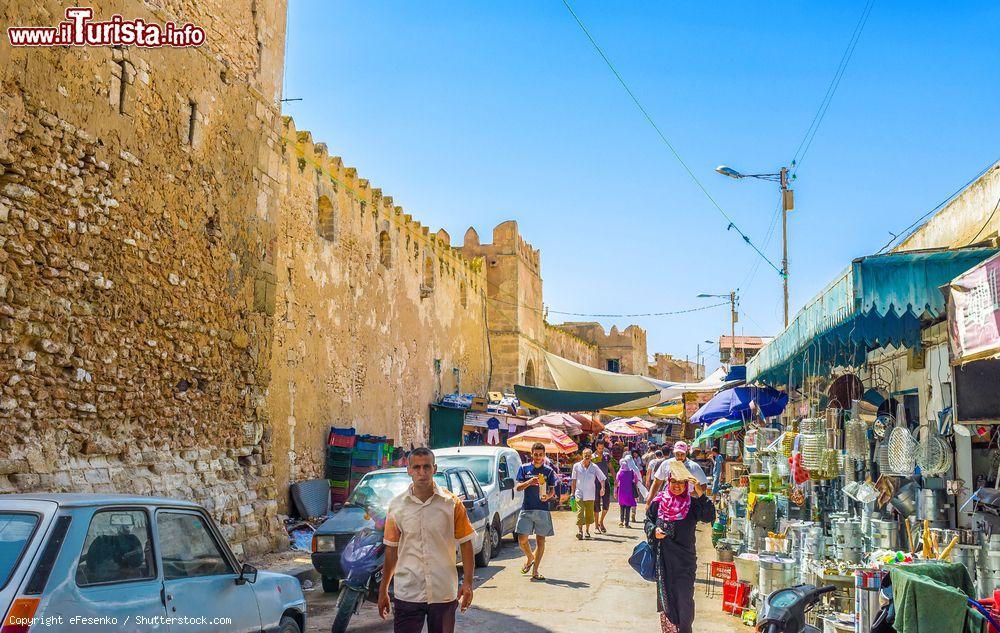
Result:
[432, 446, 525, 550]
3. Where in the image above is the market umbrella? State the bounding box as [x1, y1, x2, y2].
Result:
[692, 418, 744, 445]
[689, 386, 788, 425]
[568, 413, 604, 434]
[526, 412, 583, 435]
[603, 419, 644, 436]
[507, 426, 578, 454]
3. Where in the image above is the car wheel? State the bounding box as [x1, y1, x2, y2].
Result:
[322, 575, 339, 593]
[475, 525, 493, 567]
[278, 615, 301, 633]
[490, 518, 502, 550]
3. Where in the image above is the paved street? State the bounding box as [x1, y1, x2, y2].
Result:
[304, 506, 739, 632]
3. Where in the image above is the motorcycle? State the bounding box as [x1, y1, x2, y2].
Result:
[756, 584, 836, 633]
[331, 514, 387, 633]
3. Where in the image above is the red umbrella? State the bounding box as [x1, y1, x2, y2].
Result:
[569, 413, 604, 434]
[507, 426, 579, 454]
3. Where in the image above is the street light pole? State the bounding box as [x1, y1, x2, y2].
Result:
[715, 164, 795, 328]
[729, 290, 736, 364]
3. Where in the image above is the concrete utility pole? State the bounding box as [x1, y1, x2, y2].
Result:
[715, 164, 795, 328]
[780, 167, 793, 328]
[729, 290, 737, 364]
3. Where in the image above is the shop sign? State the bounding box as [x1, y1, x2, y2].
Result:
[948, 252, 1000, 363]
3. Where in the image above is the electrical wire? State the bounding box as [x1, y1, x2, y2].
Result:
[964, 194, 1000, 247]
[559, 0, 783, 277]
[876, 159, 999, 253]
[791, 0, 877, 173]
[490, 294, 730, 319]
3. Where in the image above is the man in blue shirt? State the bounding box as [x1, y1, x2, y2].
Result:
[710, 447, 725, 496]
[514, 442, 555, 581]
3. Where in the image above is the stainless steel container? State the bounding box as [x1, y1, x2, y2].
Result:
[978, 571, 1000, 599]
[839, 545, 863, 563]
[984, 549, 1000, 574]
[759, 556, 797, 597]
[869, 519, 899, 550]
[832, 519, 863, 547]
[952, 545, 979, 584]
[918, 489, 948, 528]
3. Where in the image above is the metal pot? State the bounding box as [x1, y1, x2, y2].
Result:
[889, 482, 919, 517]
[869, 519, 899, 550]
[759, 556, 797, 596]
[838, 545, 863, 563]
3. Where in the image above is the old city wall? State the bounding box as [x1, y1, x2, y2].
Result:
[461, 221, 546, 392]
[543, 323, 598, 378]
[553, 322, 649, 375]
[269, 119, 489, 492]
[0, 0, 287, 555]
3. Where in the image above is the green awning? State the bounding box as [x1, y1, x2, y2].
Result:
[748, 247, 999, 387]
[514, 384, 658, 413]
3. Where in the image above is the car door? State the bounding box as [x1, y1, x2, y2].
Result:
[458, 471, 489, 544]
[495, 453, 515, 533]
[48, 506, 169, 631]
[155, 509, 261, 633]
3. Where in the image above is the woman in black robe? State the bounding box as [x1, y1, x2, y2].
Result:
[644, 472, 716, 633]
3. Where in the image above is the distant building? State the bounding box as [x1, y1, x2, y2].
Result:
[719, 336, 774, 366]
[648, 353, 702, 382]
[550, 322, 649, 376]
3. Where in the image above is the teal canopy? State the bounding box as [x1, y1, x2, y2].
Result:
[693, 418, 744, 445]
[748, 247, 999, 387]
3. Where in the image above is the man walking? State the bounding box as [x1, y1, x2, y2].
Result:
[646, 441, 708, 504]
[645, 449, 665, 488]
[514, 442, 556, 581]
[591, 439, 615, 534]
[571, 448, 606, 540]
[378, 447, 475, 633]
[710, 446, 726, 497]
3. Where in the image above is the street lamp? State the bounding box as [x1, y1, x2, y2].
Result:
[698, 291, 738, 365]
[696, 340, 714, 380]
[715, 164, 795, 327]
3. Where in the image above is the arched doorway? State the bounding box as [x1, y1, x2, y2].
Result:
[524, 359, 536, 387]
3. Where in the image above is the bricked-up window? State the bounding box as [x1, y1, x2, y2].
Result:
[379, 231, 392, 268]
[317, 195, 336, 241]
[460, 282, 467, 308]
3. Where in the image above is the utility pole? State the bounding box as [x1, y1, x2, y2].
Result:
[729, 290, 737, 365]
[780, 167, 793, 328]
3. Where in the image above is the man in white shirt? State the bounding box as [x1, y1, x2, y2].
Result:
[570, 448, 607, 540]
[645, 449, 665, 488]
[646, 441, 708, 504]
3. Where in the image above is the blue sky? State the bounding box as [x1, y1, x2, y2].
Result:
[282, 1, 999, 370]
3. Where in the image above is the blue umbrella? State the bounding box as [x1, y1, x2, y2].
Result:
[690, 386, 788, 425]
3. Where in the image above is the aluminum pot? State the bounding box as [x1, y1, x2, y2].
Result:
[890, 482, 919, 518]
[838, 545, 863, 563]
[869, 519, 899, 550]
[759, 556, 797, 596]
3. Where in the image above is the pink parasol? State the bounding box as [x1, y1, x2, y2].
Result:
[526, 412, 583, 435]
[507, 425, 579, 454]
[603, 419, 645, 436]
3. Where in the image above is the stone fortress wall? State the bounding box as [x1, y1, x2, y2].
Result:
[268, 118, 489, 491]
[0, 0, 288, 554]
[0, 0, 662, 552]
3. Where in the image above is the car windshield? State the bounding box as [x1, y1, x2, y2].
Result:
[347, 472, 448, 513]
[0, 514, 39, 589]
[435, 456, 494, 486]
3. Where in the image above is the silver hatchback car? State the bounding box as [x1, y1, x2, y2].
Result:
[0, 494, 305, 632]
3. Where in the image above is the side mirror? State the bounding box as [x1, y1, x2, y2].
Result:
[235, 563, 258, 585]
[500, 478, 515, 491]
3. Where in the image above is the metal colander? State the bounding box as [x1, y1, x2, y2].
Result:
[845, 417, 868, 461]
[886, 425, 917, 476]
[916, 428, 952, 476]
[800, 434, 826, 470]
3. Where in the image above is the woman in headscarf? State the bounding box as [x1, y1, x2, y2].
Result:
[645, 465, 716, 633]
[615, 458, 637, 527]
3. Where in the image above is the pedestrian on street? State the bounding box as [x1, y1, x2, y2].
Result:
[514, 442, 556, 581]
[646, 441, 708, 504]
[645, 450, 665, 488]
[645, 466, 716, 633]
[570, 448, 606, 540]
[378, 447, 475, 633]
[591, 439, 615, 534]
[710, 447, 725, 497]
[615, 460, 638, 528]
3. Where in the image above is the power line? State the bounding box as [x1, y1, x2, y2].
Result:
[876, 158, 999, 253]
[791, 0, 876, 172]
[559, 0, 783, 277]
[965, 194, 1000, 246]
[489, 294, 730, 319]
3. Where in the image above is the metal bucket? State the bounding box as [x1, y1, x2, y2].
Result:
[978, 571, 1000, 598]
[869, 519, 899, 550]
[759, 556, 797, 596]
[952, 545, 979, 583]
[832, 519, 863, 547]
[838, 545, 863, 563]
[983, 549, 1000, 574]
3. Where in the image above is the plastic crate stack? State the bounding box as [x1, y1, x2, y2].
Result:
[327, 427, 356, 504]
[351, 434, 389, 493]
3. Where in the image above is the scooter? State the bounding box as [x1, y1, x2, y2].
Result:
[331, 520, 387, 633]
[756, 584, 836, 633]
